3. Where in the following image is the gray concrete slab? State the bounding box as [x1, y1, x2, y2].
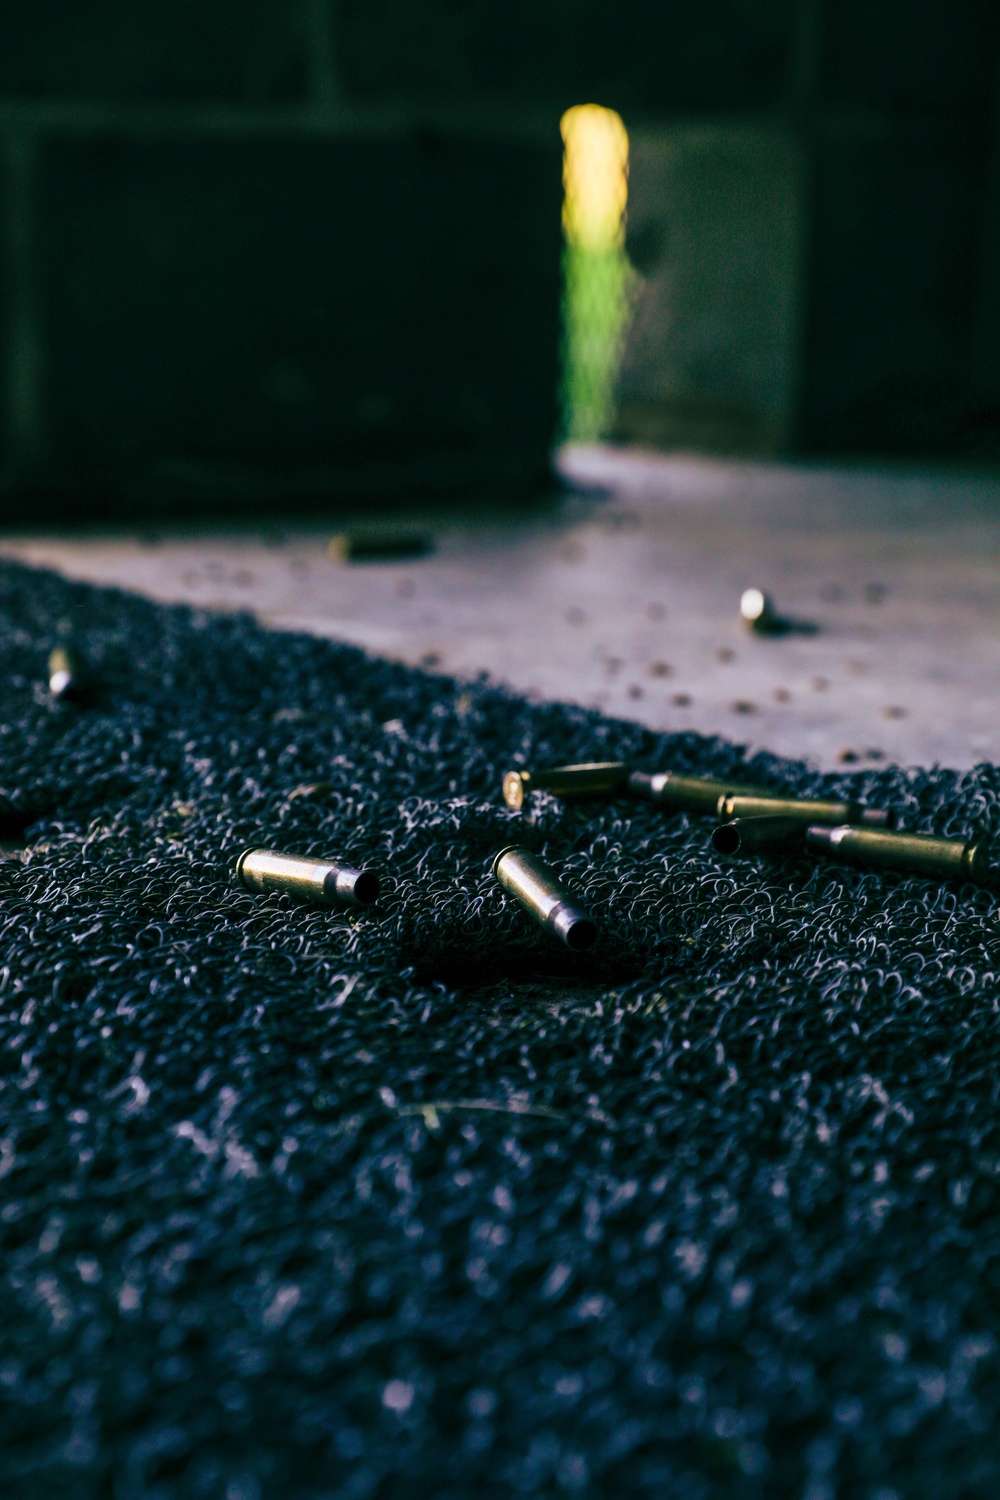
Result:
[3, 446, 1000, 772]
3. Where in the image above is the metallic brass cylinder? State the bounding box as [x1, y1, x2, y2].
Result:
[502, 762, 628, 811]
[805, 824, 991, 884]
[740, 587, 779, 633]
[627, 769, 779, 815]
[718, 794, 894, 829]
[48, 646, 88, 701]
[712, 815, 805, 855]
[492, 845, 597, 951]
[236, 848, 380, 907]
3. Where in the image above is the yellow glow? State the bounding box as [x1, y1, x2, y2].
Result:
[560, 103, 629, 249]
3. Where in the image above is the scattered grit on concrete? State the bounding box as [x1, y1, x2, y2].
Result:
[1, 560, 999, 1498]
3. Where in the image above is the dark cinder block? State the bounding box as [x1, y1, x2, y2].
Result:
[617, 127, 802, 457]
[970, 96, 1000, 419]
[0, 1, 308, 104]
[0, 153, 9, 473]
[32, 131, 561, 510]
[335, 0, 798, 115]
[820, 0, 999, 116]
[798, 133, 986, 452]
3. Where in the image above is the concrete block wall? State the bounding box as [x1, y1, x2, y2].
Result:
[797, 0, 1000, 454]
[0, 3, 565, 519]
[335, 0, 798, 115]
[617, 125, 805, 457]
[1, 1, 999, 521]
[614, 1, 1000, 459]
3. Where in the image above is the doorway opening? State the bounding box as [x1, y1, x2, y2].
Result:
[560, 104, 631, 442]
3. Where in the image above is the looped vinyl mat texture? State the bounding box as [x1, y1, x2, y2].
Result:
[1, 560, 1000, 1498]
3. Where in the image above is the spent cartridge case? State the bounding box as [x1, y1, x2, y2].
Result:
[805, 824, 991, 884]
[329, 531, 431, 563]
[492, 845, 597, 951]
[718, 794, 894, 829]
[48, 646, 87, 701]
[502, 762, 628, 811]
[236, 848, 380, 907]
[712, 815, 806, 856]
[740, 587, 779, 633]
[627, 769, 781, 815]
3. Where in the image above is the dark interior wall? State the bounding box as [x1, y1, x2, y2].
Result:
[796, 0, 1000, 454]
[336, 1, 799, 115]
[34, 133, 560, 506]
[0, 2, 566, 518]
[0, 1, 310, 103]
[335, 0, 1000, 461]
[616, 125, 804, 457]
[1, 2, 999, 520]
[960, 17, 1000, 448]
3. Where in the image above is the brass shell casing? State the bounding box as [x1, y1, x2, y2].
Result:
[48, 646, 87, 701]
[740, 587, 779, 633]
[329, 531, 431, 563]
[805, 825, 991, 884]
[627, 770, 779, 815]
[712, 815, 806, 855]
[502, 762, 628, 811]
[718, 794, 893, 829]
[628, 772, 893, 827]
[236, 848, 380, 907]
[492, 845, 597, 951]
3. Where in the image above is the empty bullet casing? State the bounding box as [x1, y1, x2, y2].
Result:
[718, 794, 894, 829]
[492, 845, 597, 951]
[627, 769, 780, 815]
[740, 587, 779, 633]
[48, 647, 87, 701]
[502, 762, 628, 811]
[236, 848, 380, 907]
[806, 825, 991, 884]
[712, 815, 805, 856]
[329, 531, 431, 563]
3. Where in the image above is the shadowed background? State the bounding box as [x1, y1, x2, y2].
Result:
[3, 1, 1000, 518]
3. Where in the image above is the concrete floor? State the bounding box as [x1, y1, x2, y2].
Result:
[4, 446, 1000, 772]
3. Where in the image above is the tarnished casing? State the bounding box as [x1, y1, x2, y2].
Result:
[48, 646, 87, 701]
[712, 815, 805, 855]
[630, 772, 892, 827]
[627, 770, 778, 814]
[718, 794, 892, 828]
[740, 587, 778, 633]
[236, 848, 380, 907]
[502, 762, 628, 810]
[805, 825, 991, 884]
[492, 845, 597, 951]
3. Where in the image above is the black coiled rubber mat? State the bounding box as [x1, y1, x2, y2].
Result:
[2, 560, 1000, 1499]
